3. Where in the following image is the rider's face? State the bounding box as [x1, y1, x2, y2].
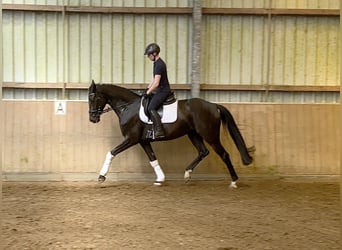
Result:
[147, 53, 156, 61]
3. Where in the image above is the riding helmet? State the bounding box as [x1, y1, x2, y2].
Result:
[144, 43, 160, 55]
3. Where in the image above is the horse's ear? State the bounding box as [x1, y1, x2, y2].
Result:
[89, 80, 96, 93]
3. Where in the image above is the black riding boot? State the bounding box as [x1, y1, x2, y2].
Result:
[150, 110, 165, 139]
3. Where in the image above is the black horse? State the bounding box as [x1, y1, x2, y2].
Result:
[88, 80, 254, 188]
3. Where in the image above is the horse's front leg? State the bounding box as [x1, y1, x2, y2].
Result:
[140, 141, 165, 185]
[98, 138, 136, 183]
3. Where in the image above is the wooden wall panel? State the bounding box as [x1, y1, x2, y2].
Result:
[222, 103, 340, 177]
[3, 101, 340, 180]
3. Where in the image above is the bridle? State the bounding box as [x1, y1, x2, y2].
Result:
[88, 93, 112, 117]
[88, 92, 134, 117]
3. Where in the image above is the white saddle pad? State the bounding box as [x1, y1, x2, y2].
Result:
[139, 100, 178, 124]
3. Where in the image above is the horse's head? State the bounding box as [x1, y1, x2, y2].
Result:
[88, 80, 107, 123]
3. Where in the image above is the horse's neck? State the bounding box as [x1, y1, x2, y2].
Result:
[99, 85, 139, 113]
[100, 85, 138, 103]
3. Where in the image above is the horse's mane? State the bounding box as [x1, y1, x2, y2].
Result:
[97, 84, 140, 103]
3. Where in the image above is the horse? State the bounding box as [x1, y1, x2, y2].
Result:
[88, 80, 254, 188]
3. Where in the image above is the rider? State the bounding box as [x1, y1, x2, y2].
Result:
[144, 43, 172, 139]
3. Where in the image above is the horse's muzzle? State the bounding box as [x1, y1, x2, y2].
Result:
[89, 109, 103, 123]
[89, 114, 100, 123]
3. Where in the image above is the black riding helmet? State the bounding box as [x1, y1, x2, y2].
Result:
[144, 43, 160, 55]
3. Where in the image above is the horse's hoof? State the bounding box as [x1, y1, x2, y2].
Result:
[98, 175, 106, 183]
[153, 181, 163, 186]
[184, 175, 191, 183]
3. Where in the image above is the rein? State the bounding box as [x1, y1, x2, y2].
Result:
[102, 107, 112, 114]
[89, 106, 112, 116]
[89, 101, 133, 116]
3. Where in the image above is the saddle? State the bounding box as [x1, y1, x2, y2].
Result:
[139, 92, 178, 124]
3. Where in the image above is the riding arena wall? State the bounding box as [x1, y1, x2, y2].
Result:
[2, 101, 340, 181]
[2, 1, 340, 181]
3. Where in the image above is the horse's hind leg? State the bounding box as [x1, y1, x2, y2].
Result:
[209, 141, 238, 188]
[184, 132, 209, 181]
[140, 142, 165, 185]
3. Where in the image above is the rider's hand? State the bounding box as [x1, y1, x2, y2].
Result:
[143, 88, 150, 98]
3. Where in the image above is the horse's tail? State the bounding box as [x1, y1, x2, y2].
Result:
[217, 104, 254, 165]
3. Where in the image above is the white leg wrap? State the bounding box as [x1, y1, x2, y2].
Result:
[184, 169, 192, 179]
[150, 160, 165, 182]
[230, 181, 238, 189]
[100, 152, 114, 176]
